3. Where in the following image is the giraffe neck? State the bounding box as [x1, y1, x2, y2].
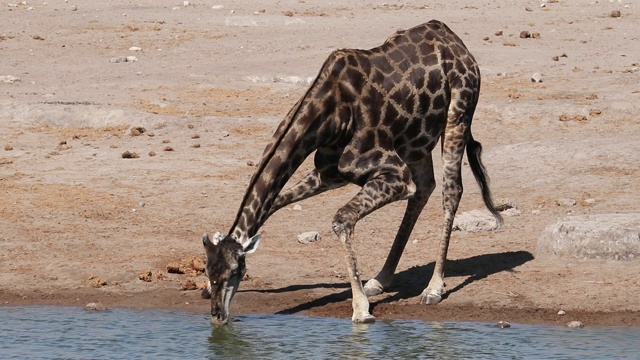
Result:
[228, 95, 320, 244]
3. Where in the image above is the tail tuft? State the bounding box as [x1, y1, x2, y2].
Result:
[466, 135, 503, 229]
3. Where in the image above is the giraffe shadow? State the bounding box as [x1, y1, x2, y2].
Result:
[244, 250, 533, 315]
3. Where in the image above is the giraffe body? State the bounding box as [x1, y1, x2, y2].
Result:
[203, 20, 502, 325]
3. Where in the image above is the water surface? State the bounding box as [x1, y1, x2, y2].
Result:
[1, 306, 638, 359]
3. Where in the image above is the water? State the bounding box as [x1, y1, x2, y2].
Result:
[1, 306, 639, 360]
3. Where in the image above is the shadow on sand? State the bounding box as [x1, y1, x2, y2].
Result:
[241, 250, 534, 315]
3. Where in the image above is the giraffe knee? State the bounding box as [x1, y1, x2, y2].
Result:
[332, 209, 357, 241]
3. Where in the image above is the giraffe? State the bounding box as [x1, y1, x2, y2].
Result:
[202, 19, 503, 325]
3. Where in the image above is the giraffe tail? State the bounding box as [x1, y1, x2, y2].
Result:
[466, 134, 503, 229]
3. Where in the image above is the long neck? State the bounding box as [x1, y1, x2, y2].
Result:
[228, 97, 318, 243]
[227, 53, 350, 243]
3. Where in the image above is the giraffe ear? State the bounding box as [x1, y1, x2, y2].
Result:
[242, 234, 261, 255]
[203, 234, 214, 248]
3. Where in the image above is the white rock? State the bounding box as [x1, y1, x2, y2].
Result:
[567, 320, 584, 328]
[453, 209, 500, 232]
[129, 46, 142, 51]
[211, 5, 224, 10]
[183, 1, 190, 6]
[297, 231, 320, 244]
[0, 75, 21, 83]
[558, 310, 566, 315]
[531, 72, 543, 83]
[538, 213, 640, 260]
[555, 198, 576, 207]
[85, 302, 108, 311]
[292, 204, 302, 211]
[126, 56, 138, 62]
[225, 16, 258, 27]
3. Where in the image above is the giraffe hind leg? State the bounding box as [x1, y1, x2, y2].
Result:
[364, 156, 436, 296]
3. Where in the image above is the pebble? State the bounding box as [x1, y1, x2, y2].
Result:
[584, 198, 596, 205]
[293, 204, 302, 211]
[519, 31, 531, 39]
[531, 73, 543, 83]
[221, 130, 230, 137]
[109, 56, 138, 63]
[497, 321, 511, 328]
[71, 5, 77, 11]
[558, 310, 566, 316]
[567, 320, 584, 328]
[85, 302, 108, 311]
[0, 75, 21, 83]
[211, 5, 224, 10]
[4, 144, 14, 151]
[297, 231, 321, 244]
[611, 10, 621, 18]
[556, 198, 576, 207]
[129, 46, 142, 51]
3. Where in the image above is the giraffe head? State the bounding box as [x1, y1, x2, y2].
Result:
[201, 232, 261, 325]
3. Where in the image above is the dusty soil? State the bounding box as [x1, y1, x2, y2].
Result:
[1, 0, 639, 326]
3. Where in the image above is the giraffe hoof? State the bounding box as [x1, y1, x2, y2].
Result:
[352, 313, 376, 324]
[420, 293, 442, 305]
[363, 279, 384, 297]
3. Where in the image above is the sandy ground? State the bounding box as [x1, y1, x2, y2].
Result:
[1, 0, 639, 326]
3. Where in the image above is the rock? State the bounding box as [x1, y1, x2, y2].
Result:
[221, 131, 230, 137]
[121, 151, 139, 159]
[555, 198, 576, 207]
[552, 55, 559, 61]
[109, 56, 138, 63]
[180, 279, 198, 291]
[531, 32, 541, 39]
[138, 269, 153, 282]
[537, 214, 640, 260]
[0, 75, 21, 83]
[497, 321, 511, 328]
[567, 320, 584, 328]
[611, 10, 621, 18]
[130, 126, 146, 136]
[531, 73, 543, 83]
[224, 17, 259, 27]
[501, 208, 522, 217]
[453, 209, 500, 232]
[212, 5, 224, 10]
[293, 204, 302, 211]
[129, 46, 142, 51]
[519, 31, 531, 39]
[494, 30, 503, 36]
[87, 275, 107, 288]
[558, 310, 566, 316]
[85, 302, 108, 311]
[4, 144, 13, 151]
[297, 231, 321, 244]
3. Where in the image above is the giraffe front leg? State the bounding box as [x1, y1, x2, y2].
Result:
[333, 171, 416, 323]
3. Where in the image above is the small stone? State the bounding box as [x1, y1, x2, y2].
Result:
[211, 5, 224, 10]
[567, 320, 584, 328]
[163, 146, 174, 152]
[610, 10, 621, 18]
[129, 46, 142, 51]
[558, 310, 566, 316]
[191, 143, 201, 148]
[191, 133, 200, 139]
[531, 73, 543, 83]
[4, 144, 13, 151]
[494, 30, 503, 36]
[293, 204, 302, 211]
[130, 126, 146, 136]
[297, 231, 321, 244]
[552, 55, 559, 61]
[221, 131, 230, 137]
[246, 160, 255, 166]
[85, 302, 108, 311]
[589, 109, 602, 116]
[71, 4, 77, 11]
[183, 1, 190, 6]
[138, 269, 153, 282]
[148, 151, 156, 157]
[181, 279, 198, 291]
[556, 198, 576, 207]
[519, 31, 531, 39]
[121, 151, 139, 159]
[283, 10, 294, 17]
[584, 198, 596, 205]
[167, 262, 182, 274]
[497, 321, 511, 328]
[0, 75, 21, 83]
[531, 32, 541, 39]
[87, 275, 107, 288]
